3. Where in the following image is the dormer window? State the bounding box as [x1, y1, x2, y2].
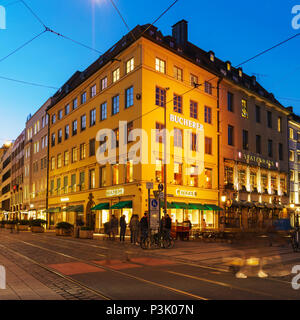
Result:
[209, 51, 215, 62]
[226, 62, 231, 71]
[238, 68, 243, 78]
[170, 41, 174, 48]
[252, 76, 256, 86]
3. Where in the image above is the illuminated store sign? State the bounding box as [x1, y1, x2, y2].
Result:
[106, 188, 124, 197]
[240, 152, 275, 167]
[175, 189, 197, 197]
[60, 197, 70, 202]
[170, 114, 203, 130]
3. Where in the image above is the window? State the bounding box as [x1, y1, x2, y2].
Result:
[56, 178, 61, 195]
[64, 151, 69, 166]
[71, 174, 76, 192]
[100, 102, 107, 121]
[204, 81, 212, 95]
[90, 109, 96, 127]
[228, 125, 234, 146]
[65, 104, 70, 116]
[51, 157, 55, 170]
[100, 166, 106, 187]
[205, 168, 212, 189]
[112, 95, 119, 115]
[155, 159, 164, 183]
[156, 122, 165, 143]
[51, 133, 55, 147]
[174, 162, 182, 185]
[80, 143, 86, 160]
[290, 150, 295, 161]
[174, 66, 183, 81]
[81, 92, 87, 104]
[204, 106, 212, 124]
[125, 160, 133, 183]
[255, 105, 261, 123]
[89, 138, 95, 156]
[268, 139, 273, 158]
[242, 130, 249, 150]
[65, 125, 69, 140]
[72, 120, 77, 136]
[50, 180, 54, 195]
[155, 58, 165, 73]
[58, 110, 63, 120]
[241, 99, 248, 118]
[112, 68, 120, 83]
[225, 167, 234, 185]
[101, 77, 107, 90]
[227, 92, 234, 112]
[126, 58, 134, 73]
[290, 128, 294, 140]
[155, 87, 166, 107]
[112, 164, 119, 185]
[72, 147, 77, 163]
[205, 137, 212, 155]
[190, 101, 198, 119]
[58, 129, 62, 144]
[256, 135, 261, 154]
[125, 86, 134, 108]
[127, 121, 133, 143]
[174, 128, 183, 148]
[90, 85, 96, 98]
[278, 117, 282, 133]
[57, 154, 62, 168]
[279, 143, 283, 161]
[79, 172, 85, 191]
[291, 170, 295, 181]
[73, 98, 78, 110]
[112, 128, 119, 149]
[89, 169, 96, 189]
[63, 176, 69, 194]
[190, 74, 198, 87]
[81, 114, 86, 131]
[173, 94, 182, 113]
[298, 152, 300, 164]
[51, 114, 56, 124]
[191, 133, 198, 152]
[267, 111, 272, 128]
[189, 165, 198, 187]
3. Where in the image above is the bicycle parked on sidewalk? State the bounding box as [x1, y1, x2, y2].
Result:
[140, 229, 174, 250]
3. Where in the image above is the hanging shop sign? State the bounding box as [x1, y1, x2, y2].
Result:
[106, 188, 124, 197]
[175, 189, 197, 197]
[170, 114, 203, 130]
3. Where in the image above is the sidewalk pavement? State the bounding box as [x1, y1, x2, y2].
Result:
[0, 253, 64, 300]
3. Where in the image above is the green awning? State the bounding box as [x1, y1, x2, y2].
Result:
[188, 203, 209, 210]
[111, 201, 132, 209]
[46, 207, 61, 213]
[66, 205, 84, 212]
[159, 200, 176, 209]
[204, 204, 223, 211]
[91, 203, 110, 210]
[171, 202, 188, 209]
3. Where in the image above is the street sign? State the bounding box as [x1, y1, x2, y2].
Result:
[159, 192, 164, 199]
[150, 198, 159, 230]
[146, 182, 154, 190]
[158, 183, 164, 192]
[153, 190, 160, 199]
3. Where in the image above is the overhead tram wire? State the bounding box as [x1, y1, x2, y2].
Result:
[0, 75, 58, 89]
[109, 0, 136, 41]
[20, 0, 46, 28]
[0, 30, 46, 63]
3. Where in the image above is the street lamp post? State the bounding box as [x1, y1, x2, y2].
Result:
[164, 88, 169, 217]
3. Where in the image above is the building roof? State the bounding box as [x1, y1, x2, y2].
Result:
[47, 22, 290, 113]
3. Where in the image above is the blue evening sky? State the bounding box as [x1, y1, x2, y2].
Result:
[0, 0, 299, 142]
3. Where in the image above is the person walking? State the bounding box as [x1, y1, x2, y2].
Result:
[140, 212, 148, 243]
[129, 215, 139, 245]
[110, 215, 118, 241]
[164, 214, 172, 238]
[119, 214, 127, 242]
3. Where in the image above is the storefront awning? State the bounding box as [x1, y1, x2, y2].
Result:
[91, 203, 110, 210]
[171, 202, 188, 209]
[46, 207, 61, 213]
[204, 204, 223, 211]
[159, 200, 176, 209]
[111, 201, 132, 209]
[65, 205, 84, 212]
[188, 203, 209, 210]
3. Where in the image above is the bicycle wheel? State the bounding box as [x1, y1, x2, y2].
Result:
[163, 236, 175, 249]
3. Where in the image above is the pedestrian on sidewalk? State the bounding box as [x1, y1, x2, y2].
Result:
[119, 214, 127, 242]
[129, 214, 139, 245]
[110, 215, 118, 241]
[140, 212, 148, 243]
[165, 214, 172, 238]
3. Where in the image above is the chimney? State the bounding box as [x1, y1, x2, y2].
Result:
[287, 106, 293, 113]
[172, 20, 188, 46]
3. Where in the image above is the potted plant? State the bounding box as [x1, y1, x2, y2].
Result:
[79, 226, 94, 239]
[18, 220, 30, 231]
[56, 222, 73, 236]
[30, 219, 47, 233]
